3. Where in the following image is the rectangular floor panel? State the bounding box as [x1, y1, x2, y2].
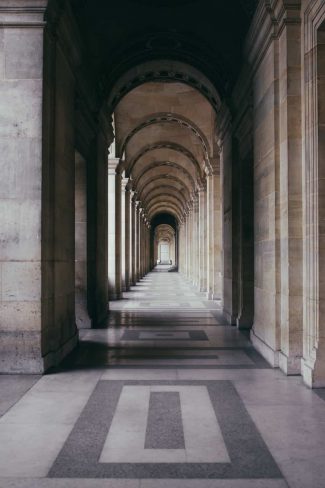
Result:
[48, 380, 283, 480]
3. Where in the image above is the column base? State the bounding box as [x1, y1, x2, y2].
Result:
[75, 306, 92, 329]
[250, 329, 279, 367]
[211, 293, 221, 301]
[43, 331, 79, 372]
[222, 309, 237, 325]
[95, 308, 109, 327]
[301, 357, 325, 388]
[236, 315, 253, 330]
[278, 351, 301, 376]
[0, 329, 78, 374]
[109, 292, 122, 301]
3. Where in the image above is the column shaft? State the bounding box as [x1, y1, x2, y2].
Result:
[108, 161, 121, 300]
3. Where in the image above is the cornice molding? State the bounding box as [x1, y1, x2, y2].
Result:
[0, 1, 48, 26]
[216, 103, 232, 147]
[245, 0, 301, 73]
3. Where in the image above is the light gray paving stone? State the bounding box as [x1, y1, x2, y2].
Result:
[0, 480, 140, 488]
[140, 480, 288, 488]
[0, 374, 40, 417]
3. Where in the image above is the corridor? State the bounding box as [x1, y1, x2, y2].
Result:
[1, 269, 325, 488]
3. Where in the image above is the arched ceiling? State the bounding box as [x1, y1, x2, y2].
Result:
[151, 213, 178, 231]
[115, 81, 213, 223]
[154, 224, 175, 244]
[68, 0, 257, 224]
[70, 0, 257, 103]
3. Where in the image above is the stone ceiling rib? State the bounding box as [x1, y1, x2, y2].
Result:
[126, 141, 202, 179]
[142, 186, 188, 210]
[131, 160, 197, 191]
[120, 112, 212, 161]
[137, 178, 192, 202]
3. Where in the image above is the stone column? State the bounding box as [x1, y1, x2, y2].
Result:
[135, 202, 141, 282]
[138, 208, 142, 279]
[130, 195, 137, 285]
[108, 159, 122, 300]
[188, 203, 194, 281]
[198, 184, 207, 292]
[192, 195, 199, 287]
[207, 174, 214, 300]
[148, 223, 152, 271]
[185, 213, 190, 278]
[141, 214, 146, 277]
[75, 151, 91, 329]
[121, 177, 131, 291]
[206, 168, 222, 301]
[86, 117, 112, 329]
[144, 220, 149, 274]
[0, 4, 48, 372]
[179, 223, 185, 273]
[234, 137, 254, 331]
[302, 2, 325, 387]
[213, 170, 222, 300]
[278, 17, 303, 375]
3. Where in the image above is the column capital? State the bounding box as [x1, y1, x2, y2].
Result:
[187, 201, 193, 212]
[108, 157, 120, 174]
[3, 1, 49, 27]
[197, 179, 207, 192]
[121, 177, 130, 192]
[205, 167, 219, 177]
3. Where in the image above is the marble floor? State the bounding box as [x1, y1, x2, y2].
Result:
[1, 269, 325, 488]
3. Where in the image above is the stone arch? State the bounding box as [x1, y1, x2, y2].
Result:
[106, 60, 222, 114]
[119, 112, 212, 161]
[147, 194, 186, 214]
[148, 203, 183, 222]
[138, 177, 192, 203]
[132, 161, 196, 192]
[126, 141, 203, 178]
[143, 186, 189, 211]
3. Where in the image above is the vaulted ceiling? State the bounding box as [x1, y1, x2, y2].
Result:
[70, 0, 257, 225]
[70, 0, 257, 101]
[114, 81, 216, 222]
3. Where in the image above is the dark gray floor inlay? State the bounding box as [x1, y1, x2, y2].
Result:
[121, 330, 208, 341]
[66, 344, 270, 370]
[49, 380, 282, 479]
[145, 392, 185, 449]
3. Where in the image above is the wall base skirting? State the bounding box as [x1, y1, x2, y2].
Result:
[236, 316, 252, 330]
[212, 293, 221, 301]
[250, 329, 279, 367]
[109, 292, 122, 301]
[223, 309, 237, 325]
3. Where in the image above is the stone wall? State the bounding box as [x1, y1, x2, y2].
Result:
[241, 0, 310, 379]
[0, 2, 46, 372]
